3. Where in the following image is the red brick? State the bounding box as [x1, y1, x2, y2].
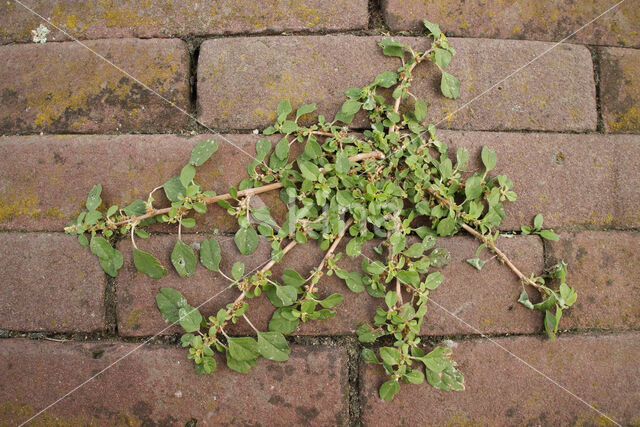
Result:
[116, 233, 543, 337]
[599, 47, 640, 133]
[382, 0, 640, 48]
[545, 231, 640, 331]
[3, 132, 636, 233]
[0, 39, 189, 134]
[0, 338, 348, 425]
[197, 36, 596, 132]
[0, 134, 285, 232]
[361, 333, 640, 425]
[438, 131, 638, 230]
[0, 232, 105, 332]
[0, 0, 368, 43]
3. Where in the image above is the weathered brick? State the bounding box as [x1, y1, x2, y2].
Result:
[116, 233, 542, 337]
[382, 0, 640, 48]
[545, 231, 640, 331]
[198, 36, 596, 131]
[0, 232, 105, 332]
[0, 38, 190, 134]
[438, 131, 640, 229]
[361, 333, 640, 425]
[0, 0, 368, 44]
[3, 132, 636, 233]
[0, 338, 349, 425]
[600, 47, 640, 133]
[0, 133, 285, 232]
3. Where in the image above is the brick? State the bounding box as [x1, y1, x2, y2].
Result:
[0, 134, 286, 232]
[545, 231, 640, 331]
[0, 0, 368, 44]
[197, 36, 596, 132]
[382, 0, 640, 47]
[0, 338, 349, 425]
[438, 131, 640, 229]
[3, 132, 637, 233]
[600, 47, 640, 133]
[0, 39, 189, 134]
[116, 233, 543, 337]
[361, 333, 640, 425]
[0, 232, 105, 332]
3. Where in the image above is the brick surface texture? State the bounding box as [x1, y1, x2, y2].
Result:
[0, 39, 190, 134]
[599, 46, 640, 133]
[361, 333, 640, 425]
[382, 0, 640, 48]
[0, 338, 349, 425]
[0, 232, 105, 332]
[0, 0, 368, 43]
[198, 36, 596, 132]
[1, 2, 639, 425]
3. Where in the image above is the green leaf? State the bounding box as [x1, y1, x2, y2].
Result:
[437, 216, 456, 236]
[256, 138, 271, 162]
[424, 272, 443, 290]
[202, 355, 217, 374]
[225, 349, 256, 373]
[456, 147, 469, 170]
[269, 307, 300, 334]
[340, 99, 362, 115]
[434, 48, 452, 68]
[379, 37, 404, 59]
[533, 214, 544, 230]
[465, 175, 484, 200]
[481, 147, 497, 172]
[178, 306, 202, 333]
[544, 308, 561, 340]
[429, 248, 451, 268]
[155, 288, 188, 324]
[374, 71, 398, 88]
[228, 337, 259, 361]
[518, 290, 534, 310]
[257, 331, 290, 362]
[403, 243, 425, 258]
[414, 98, 427, 122]
[379, 380, 400, 402]
[421, 347, 451, 373]
[296, 103, 316, 120]
[124, 200, 146, 217]
[171, 239, 197, 277]
[163, 176, 186, 203]
[179, 164, 196, 187]
[466, 257, 486, 271]
[98, 249, 123, 278]
[423, 19, 442, 38]
[379, 347, 402, 366]
[280, 120, 298, 134]
[276, 99, 292, 118]
[181, 218, 196, 228]
[276, 285, 298, 306]
[404, 369, 425, 385]
[335, 151, 351, 174]
[397, 270, 419, 286]
[234, 226, 259, 255]
[86, 184, 102, 211]
[298, 160, 321, 181]
[133, 248, 167, 279]
[274, 137, 290, 160]
[318, 293, 344, 309]
[190, 138, 218, 166]
[200, 237, 221, 272]
[231, 262, 245, 280]
[90, 236, 113, 259]
[361, 348, 379, 364]
[440, 72, 460, 99]
[281, 269, 305, 288]
[538, 229, 559, 241]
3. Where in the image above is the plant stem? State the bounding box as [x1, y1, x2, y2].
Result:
[112, 151, 384, 227]
[242, 314, 260, 334]
[307, 217, 354, 294]
[425, 187, 545, 292]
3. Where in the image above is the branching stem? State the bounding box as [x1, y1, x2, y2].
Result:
[307, 218, 354, 294]
[112, 151, 384, 227]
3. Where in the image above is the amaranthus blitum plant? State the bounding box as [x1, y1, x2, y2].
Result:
[65, 20, 576, 401]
